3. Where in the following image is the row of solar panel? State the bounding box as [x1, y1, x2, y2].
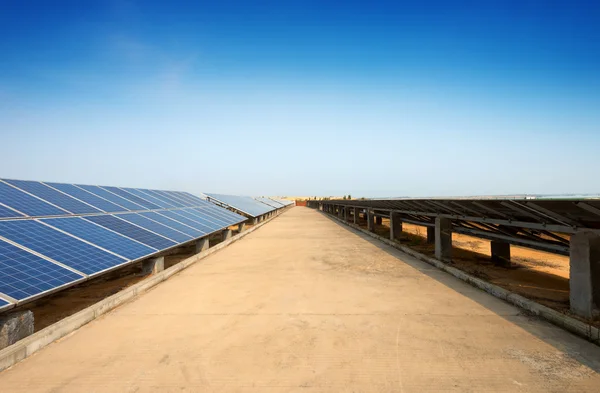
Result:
[205, 193, 282, 217]
[0, 179, 212, 218]
[0, 205, 245, 305]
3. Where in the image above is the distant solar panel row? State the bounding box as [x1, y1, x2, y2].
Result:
[205, 193, 279, 217]
[0, 179, 247, 309]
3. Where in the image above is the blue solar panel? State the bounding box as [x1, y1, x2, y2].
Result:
[41, 217, 156, 260]
[115, 213, 193, 243]
[170, 210, 222, 231]
[156, 210, 214, 233]
[0, 181, 67, 217]
[256, 197, 284, 208]
[101, 187, 161, 210]
[0, 220, 125, 275]
[143, 190, 184, 207]
[0, 203, 24, 219]
[124, 188, 174, 208]
[0, 239, 84, 300]
[180, 192, 209, 206]
[184, 208, 229, 227]
[77, 185, 145, 211]
[205, 193, 275, 217]
[46, 183, 126, 213]
[84, 215, 177, 250]
[165, 191, 196, 207]
[138, 212, 206, 237]
[205, 205, 247, 222]
[0, 298, 9, 306]
[4, 180, 102, 214]
[193, 206, 242, 226]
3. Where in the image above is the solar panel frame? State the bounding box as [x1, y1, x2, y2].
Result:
[45, 182, 127, 213]
[0, 238, 85, 301]
[115, 213, 194, 243]
[41, 217, 157, 260]
[84, 215, 177, 250]
[76, 185, 146, 211]
[3, 180, 102, 214]
[0, 219, 126, 276]
[0, 181, 68, 217]
[0, 202, 24, 219]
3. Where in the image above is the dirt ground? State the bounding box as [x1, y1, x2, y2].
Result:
[2, 207, 600, 392]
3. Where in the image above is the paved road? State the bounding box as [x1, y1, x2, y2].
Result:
[1, 207, 600, 392]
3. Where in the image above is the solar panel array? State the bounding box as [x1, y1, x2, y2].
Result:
[205, 193, 279, 217]
[0, 179, 247, 311]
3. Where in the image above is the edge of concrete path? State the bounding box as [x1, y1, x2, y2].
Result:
[321, 210, 600, 346]
[0, 207, 292, 373]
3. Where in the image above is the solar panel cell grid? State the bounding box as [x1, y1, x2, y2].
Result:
[77, 185, 144, 211]
[4, 180, 101, 214]
[116, 213, 193, 243]
[41, 217, 156, 260]
[0, 239, 84, 300]
[0, 220, 125, 275]
[142, 189, 186, 207]
[184, 208, 229, 227]
[157, 210, 213, 233]
[171, 210, 222, 231]
[101, 187, 161, 210]
[46, 182, 126, 213]
[0, 181, 67, 217]
[125, 188, 173, 208]
[0, 204, 24, 219]
[138, 212, 205, 237]
[84, 215, 177, 250]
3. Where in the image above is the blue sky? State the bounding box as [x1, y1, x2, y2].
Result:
[1, 1, 599, 197]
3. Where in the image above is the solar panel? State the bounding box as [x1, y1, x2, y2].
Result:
[46, 182, 126, 213]
[156, 210, 214, 233]
[115, 213, 193, 243]
[195, 206, 245, 224]
[169, 210, 221, 232]
[3, 180, 101, 214]
[205, 193, 275, 217]
[173, 191, 202, 206]
[184, 208, 229, 227]
[138, 211, 206, 237]
[162, 191, 195, 207]
[77, 185, 145, 211]
[125, 188, 174, 208]
[101, 187, 161, 210]
[84, 215, 177, 250]
[0, 203, 24, 219]
[0, 181, 67, 217]
[41, 217, 156, 260]
[140, 189, 186, 207]
[0, 220, 126, 275]
[0, 298, 9, 307]
[0, 239, 84, 300]
[255, 197, 283, 208]
[180, 192, 209, 206]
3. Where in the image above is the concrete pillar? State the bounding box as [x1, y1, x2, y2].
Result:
[490, 241, 511, 267]
[344, 207, 348, 222]
[353, 207, 358, 224]
[0, 311, 34, 350]
[142, 256, 164, 275]
[367, 210, 375, 232]
[222, 228, 232, 241]
[390, 212, 403, 240]
[238, 222, 245, 232]
[338, 207, 343, 219]
[427, 226, 435, 244]
[375, 216, 383, 225]
[569, 231, 600, 319]
[195, 237, 209, 253]
[434, 217, 452, 262]
[252, 217, 258, 225]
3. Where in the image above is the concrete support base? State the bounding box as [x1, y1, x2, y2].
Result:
[367, 210, 375, 232]
[427, 226, 435, 244]
[195, 237, 209, 253]
[222, 229, 232, 241]
[142, 256, 164, 275]
[569, 231, 600, 319]
[344, 207, 348, 222]
[490, 241, 511, 267]
[252, 217, 258, 225]
[0, 311, 34, 350]
[238, 222, 245, 232]
[434, 218, 452, 263]
[375, 216, 383, 225]
[390, 212, 403, 240]
[353, 207, 358, 224]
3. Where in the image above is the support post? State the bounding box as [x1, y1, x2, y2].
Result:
[344, 207, 348, 222]
[569, 231, 600, 319]
[367, 210, 375, 232]
[490, 241, 511, 267]
[195, 237, 209, 253]
[434, 218, 452, 262]
[222, 228, 232, 241]
[0, 311, 34, 350]
[252, 217, 258, 225]
[375, 216, 382, 225]
[238, 222, 245, 232]
[338, 207, 343, 219]
[142, 256, 164, 275]
[427, 226, 435, 244]
[390, 212, 403, 240]
[353, 207, 358, 224]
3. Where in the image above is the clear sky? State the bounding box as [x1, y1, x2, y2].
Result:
[1, 1, 599, 198]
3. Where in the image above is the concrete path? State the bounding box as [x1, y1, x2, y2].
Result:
[1, 207, 600, 392]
